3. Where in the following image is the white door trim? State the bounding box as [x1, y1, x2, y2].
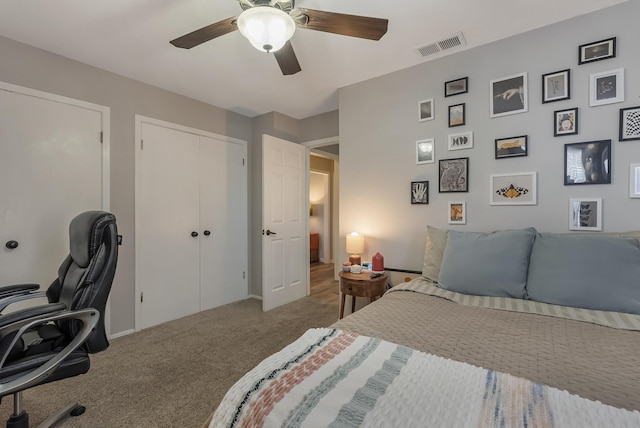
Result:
[134, 115, 248, 331]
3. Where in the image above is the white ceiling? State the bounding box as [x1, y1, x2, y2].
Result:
[0, 0, 626, 120]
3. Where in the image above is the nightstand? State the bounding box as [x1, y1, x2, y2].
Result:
[339, 271, 388, 319]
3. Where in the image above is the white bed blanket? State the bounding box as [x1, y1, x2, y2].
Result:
[210, 328, 640, 427]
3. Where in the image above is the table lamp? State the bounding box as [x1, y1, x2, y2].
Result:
[346, 232, 364, 266]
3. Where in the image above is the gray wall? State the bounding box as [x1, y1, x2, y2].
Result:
[338, 1, 640, 272]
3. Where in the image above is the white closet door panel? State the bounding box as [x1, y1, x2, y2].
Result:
[199, 136, 247, 310]
[138, 123, 200, 329]
[0, 88, 102, 288]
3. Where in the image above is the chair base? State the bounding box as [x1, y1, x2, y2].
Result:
[5, 403, 85, 428]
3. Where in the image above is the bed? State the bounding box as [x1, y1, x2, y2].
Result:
[209, 227, 640, 427]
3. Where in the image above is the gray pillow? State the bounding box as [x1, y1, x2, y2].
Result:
[421, 226, 448, 282]
[438, 228, 536, 298]
[526, 233, 640, 314]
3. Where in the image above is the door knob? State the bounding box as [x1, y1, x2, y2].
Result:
[203, 230, 211, 236]
[265, 230, 277, 236]
[191, 231, 198, 238]
[5, 240, 18, 249]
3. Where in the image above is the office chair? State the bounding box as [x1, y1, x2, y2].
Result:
[0, 210, 118, 428]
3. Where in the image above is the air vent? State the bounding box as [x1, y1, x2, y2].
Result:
[416, 32, 466, 58]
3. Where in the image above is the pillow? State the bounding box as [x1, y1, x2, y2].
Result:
[438, 228, 536, 298]
[421, 226, 448, 282]
[526, 233, 640, 314]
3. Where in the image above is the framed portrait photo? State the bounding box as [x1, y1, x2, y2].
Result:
[589, 68, 624, 107]
[495, 135, 528, 159]
[439, 157, 469, 193]
[418, 98, 434, 122]
[619, 106, 640, 141]
[630, 163, 640, 198]
[444, 77, 468, 97]
[447, 131, 473, 151]
[554, 107, 578, 137]
[416, 138, 435, 164]
[448, 201, 466, 225]
[411, 181, 429, 204]
[542, 69, 570, 103]
[490, 172, 537, 206]
[569, 198, 602, 231]
[448, 103, 465, 127]
[564, 140, 611, 185]
[578, 37, 616, 65]
[490, 72, 528, 118]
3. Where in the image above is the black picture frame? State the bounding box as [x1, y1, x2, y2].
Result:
[542, 69, 571, 103]
[554, 107, 579, 137]
[495, 135, 528, 159]
[444, 77, 468, 97]
[448, 103, 465, 127]
[619, 106, 640, 141]
[411, 181, 429, 204]
[564, 140, 611, 185]
[439, 157, 469, 193]
[578, 37, 616, 65]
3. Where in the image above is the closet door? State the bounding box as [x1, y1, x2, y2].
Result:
[137, 123, 200, 329]
[199, 136, 247, 310]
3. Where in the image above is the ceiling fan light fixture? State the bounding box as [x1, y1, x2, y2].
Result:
[236, 6, 296, 53]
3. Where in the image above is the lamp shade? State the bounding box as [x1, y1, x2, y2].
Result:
[346, 232, 364, 254]
[236, 7, 296, 53]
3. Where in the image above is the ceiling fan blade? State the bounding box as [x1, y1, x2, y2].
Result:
[273, 41, 302, 76]
[170, 17, 237, 49]
[295, 8, 388, 41]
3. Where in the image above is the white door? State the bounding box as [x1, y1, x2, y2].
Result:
[199, 135, 247, 310]
[0, 83, 107, 291]
[136, 118, 248, 329]
[262, 134, 309, 311]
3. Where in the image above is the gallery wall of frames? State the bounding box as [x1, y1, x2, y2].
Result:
[338, 1, 640, 270]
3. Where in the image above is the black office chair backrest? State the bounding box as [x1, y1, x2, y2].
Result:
[45, 211, 118, 354]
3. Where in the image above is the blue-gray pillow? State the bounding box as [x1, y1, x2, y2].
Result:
[526, 233, 640, 314]
[438, 228, 536, 298]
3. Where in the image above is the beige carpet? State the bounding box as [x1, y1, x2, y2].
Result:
[0, 296, 339, 427]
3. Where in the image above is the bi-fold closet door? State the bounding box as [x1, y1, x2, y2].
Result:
[136, 119, 247, 330]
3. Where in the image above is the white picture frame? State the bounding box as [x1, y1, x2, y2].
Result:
[490, 172, 537, 205]
[416, 138, 435, 164]
[418, 98, 434, 122]
[630, 163, 640, 198]
[448, 201, 466, 224]
[569, 198, 602, 231]
[447, 131, 473, 151]
[589, 68, 624, 107]
[489, 72, 528, 118]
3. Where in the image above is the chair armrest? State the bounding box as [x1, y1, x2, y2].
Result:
[0, 302, 67, 331]
[0, 284, 40, 299]
[0, 307, 99, 396]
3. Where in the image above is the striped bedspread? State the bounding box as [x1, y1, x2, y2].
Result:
[210, 328, 640, 427]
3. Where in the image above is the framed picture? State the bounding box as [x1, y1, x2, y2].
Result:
[630, 163, 640, 198]
[542, 69, 570, 103]
[589, 68, 624, 107]
[448, 103, 465, 127]
[490, 172, 537, 205]
[495, 135, 528, 159]
[619, 106, 640, 141]
[489, 72, 528, 118]
[564, 140, 611, 185]
[448, 131, 473, 151]
[439, 157, 469, 193]
[416, 138, 435, 164]
[578, 37, 616, 65]
[444, 77, 468, 97]
[569, 198, 602, 231]
[448, 201, 466, 225]
[418, 98, 434, 122]
[554, 107, 578, 137]
[411, 181, 429, 204]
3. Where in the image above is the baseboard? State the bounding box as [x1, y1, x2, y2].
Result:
[110, 328, 135, 339]
[248, 294, 263, 300]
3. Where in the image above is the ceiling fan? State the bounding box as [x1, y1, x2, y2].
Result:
[170, 0, 388, 76]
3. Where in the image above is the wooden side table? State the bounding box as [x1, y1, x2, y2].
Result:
[339, 271, 389, 319]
